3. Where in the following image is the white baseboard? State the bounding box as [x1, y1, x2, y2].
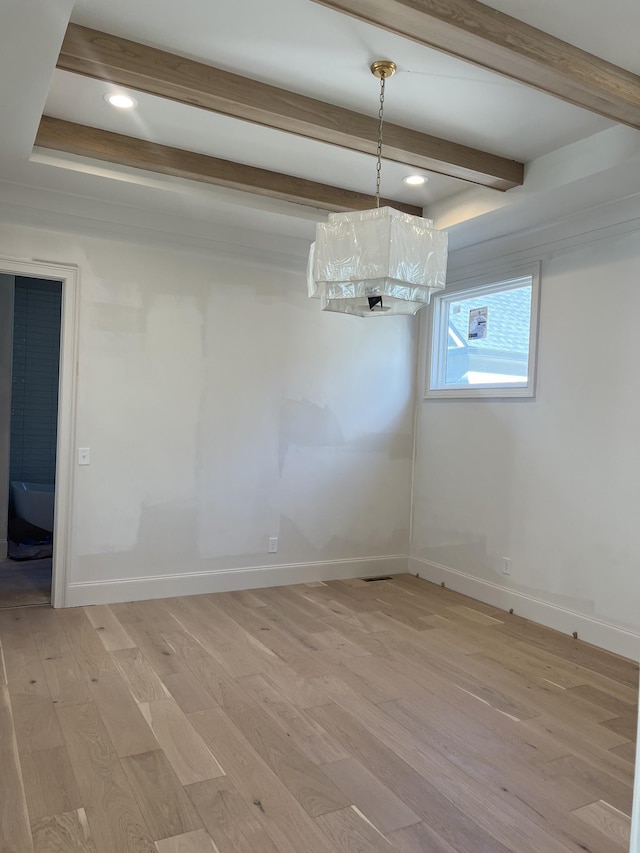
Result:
[0, 539, 6, 560]
[65, 555, 409, 607]
[409, 557, 640, 661]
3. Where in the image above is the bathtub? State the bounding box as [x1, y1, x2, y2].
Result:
[10, 481, 55, 533]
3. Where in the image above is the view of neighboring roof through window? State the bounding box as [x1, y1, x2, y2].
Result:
[425, 267, 540, 399]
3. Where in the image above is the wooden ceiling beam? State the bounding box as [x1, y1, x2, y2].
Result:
[312, 0, 640, 129]
[35, 116, 423, 215]
[57, 23, 523, 191]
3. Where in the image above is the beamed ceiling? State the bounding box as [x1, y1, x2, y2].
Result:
[3, 0, 640, 254]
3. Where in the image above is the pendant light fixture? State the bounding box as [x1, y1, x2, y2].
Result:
[308, 61, 448, 316]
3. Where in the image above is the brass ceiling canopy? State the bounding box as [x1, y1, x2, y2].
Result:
[370, 60, 397, 79]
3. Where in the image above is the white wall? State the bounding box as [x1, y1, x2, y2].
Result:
[411, 220, 640, 658]
[0, 222, 415, 604]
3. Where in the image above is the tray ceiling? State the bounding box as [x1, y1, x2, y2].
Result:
[2, 0, 640, 253]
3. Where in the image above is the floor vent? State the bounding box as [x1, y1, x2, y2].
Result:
[362, 575, 393, 582]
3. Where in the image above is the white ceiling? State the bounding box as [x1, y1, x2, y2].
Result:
[44, 70, 469, 207]
[61, 0, 615, 160]
[2, 0, 640, 256]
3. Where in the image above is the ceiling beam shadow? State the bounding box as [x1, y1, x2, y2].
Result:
[312, 0, 640, 129]
[35, 116, 423, 215]
[57, 23, 524, 191]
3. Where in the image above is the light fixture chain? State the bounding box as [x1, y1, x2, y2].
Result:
[375, 74, 386, 208]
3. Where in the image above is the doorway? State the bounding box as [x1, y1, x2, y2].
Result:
[0, 257, 78, 608]
[0, 275, 62, 607]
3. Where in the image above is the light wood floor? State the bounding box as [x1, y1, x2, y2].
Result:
[0, 558, 51, 609]
[0, 575, 637, 853]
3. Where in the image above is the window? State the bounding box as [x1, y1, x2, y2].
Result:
[425, 265, 540, 399]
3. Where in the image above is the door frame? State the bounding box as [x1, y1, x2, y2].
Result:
[0, 256, 79, 607]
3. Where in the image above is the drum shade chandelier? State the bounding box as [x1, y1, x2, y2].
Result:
[308, 60, 448, 316]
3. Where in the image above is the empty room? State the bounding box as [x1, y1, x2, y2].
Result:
[1, 1, 639, 852]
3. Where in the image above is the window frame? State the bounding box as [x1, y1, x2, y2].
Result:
[424, 263, 541, 400]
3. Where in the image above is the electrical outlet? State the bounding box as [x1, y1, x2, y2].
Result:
[268, 537, 278, 553]
[502, 557, 511, 575]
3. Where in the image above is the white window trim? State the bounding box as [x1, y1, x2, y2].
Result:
[424, 262, 541, 400]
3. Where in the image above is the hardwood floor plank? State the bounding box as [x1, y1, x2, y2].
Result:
[370, 596, 435, 631]
[323, 657, 402, 705]
[322, 756, 421, 833]
[20, 745, 83, 821]
[165, 597, 274, 678]
[0, 637, 7, 685]
[189, 707, 338, 853]
[261, 585, 330, 621]
[311, 628, 373, 663]
[56, 701, 156, 852]
[58, 609, 119, 680]
[308, 702, 513, 853]
[610, 741, 637, 763]
[396, 575, 506, 618]
[368, 641, 587, 760]
[567, 683, 637, 717]
[461, 637, 587, 690]
[0, 610, 50, 696]
[377, 698, 630, 852]
[89, 672, 159, 757]
[387, 641, 538, 721]
[186, 777, 280, 853]
[496, 618, 639, 688]
[601, 712, 638, 741]
[235, 672, 350, 764]
[108, 601, 149, 624]
[547, 754, 634, 816]
[83, 605, 136, 651]
[468, 652, 620, 725]
[389, 619, 483, 656]
[121, 750, 202, 841]
[34, 633, 93, 707]
[228, 588, 326, 636]
[295, 586, 395, 634]
[203, 593, 322, 660]
[162, 670, 219, 714]
[229, 589, 268, 609]
[111, 647, 172, 703]
[521, 716, 633, 783]
[386, 821, 459, 853]
[572, 799, 631, 849]
[258, 659, 331, 710]
[138, 698, 225, 785]
[0, 685, 34, 853]
[0, 581, 635, 853]
[160, 630, 228, 706]
[510, 642, 638, 704]
[446, 604, 504, 626]
[315, 806, 399, 852]
[216, 679, 350, 816]
[0, 606, 34, 639]
[311, 698, 595, 853]
[10, 691, 65, 753]
[31, 808, 97, 853]
[155, 829, 218, 852]
[125, 621, 187, 679]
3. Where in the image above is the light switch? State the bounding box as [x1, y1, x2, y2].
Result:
[78, 447, 91, 465]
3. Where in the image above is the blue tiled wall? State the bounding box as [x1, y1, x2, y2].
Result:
[9, 278, 62, 485]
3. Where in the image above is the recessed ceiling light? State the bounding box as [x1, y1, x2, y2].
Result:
[104, 92, 137, 109]
[403, 175, 427, 186]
